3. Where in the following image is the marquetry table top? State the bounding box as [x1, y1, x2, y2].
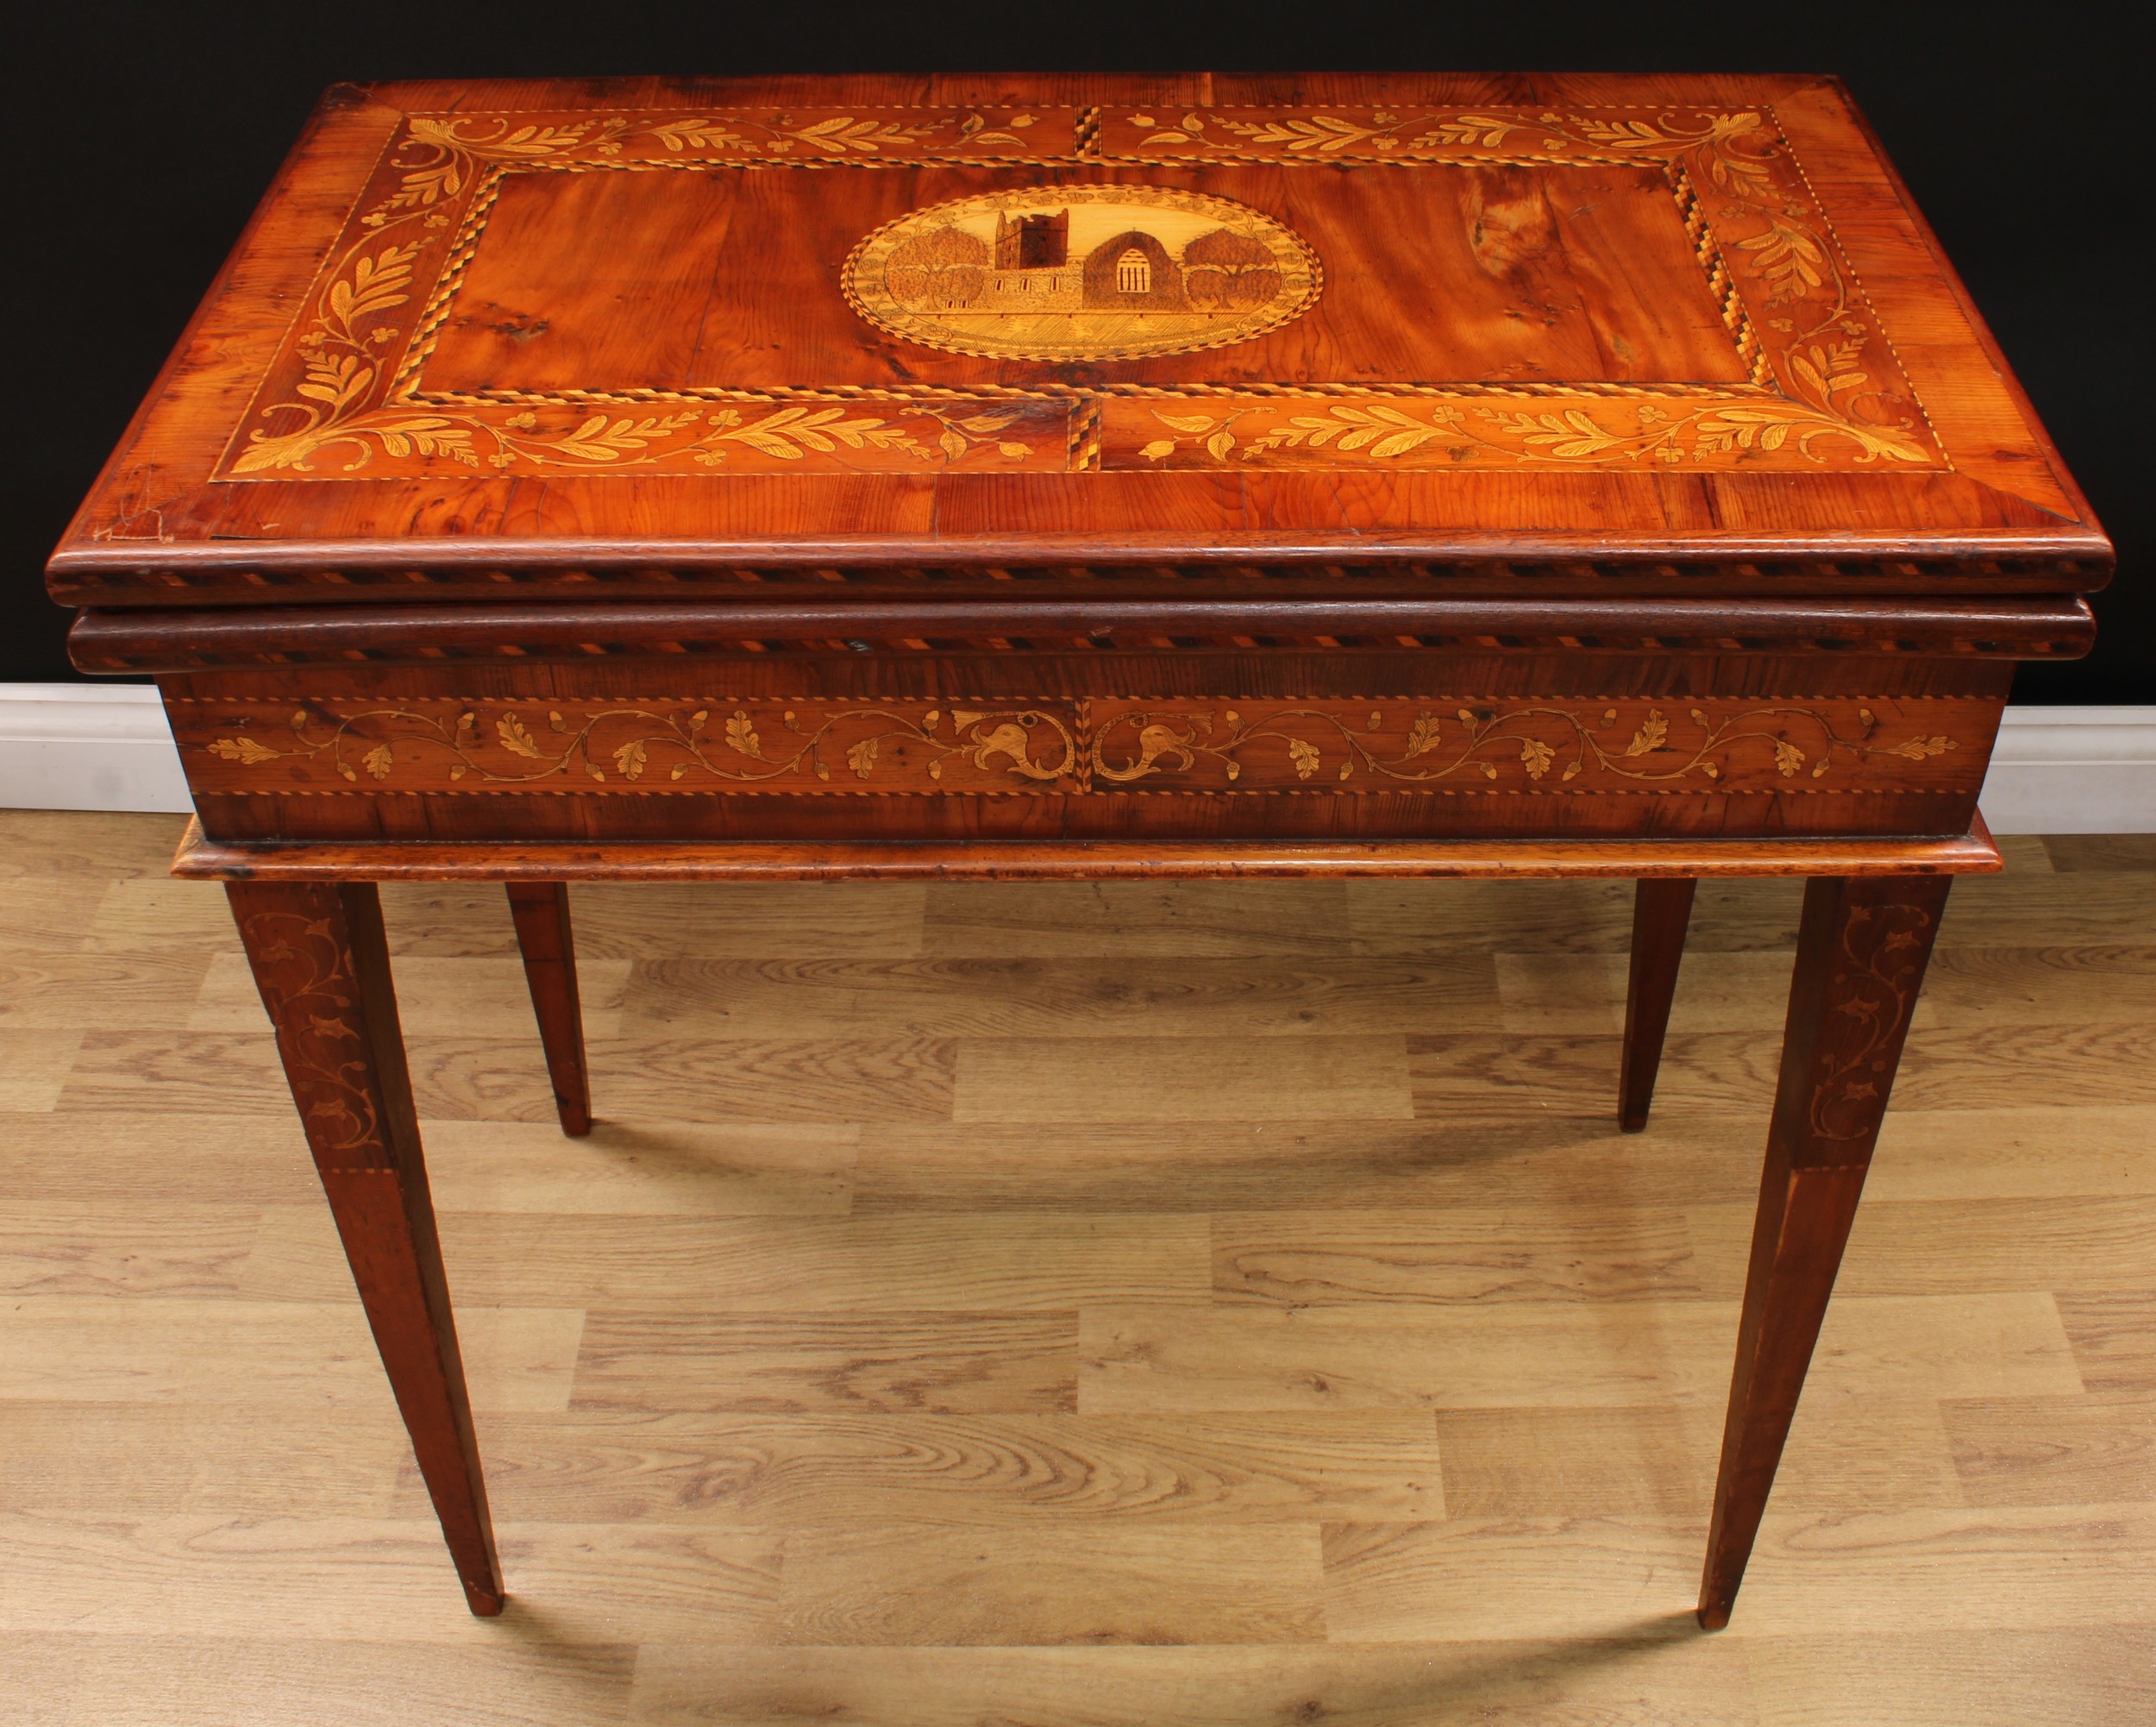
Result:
[49, 72, 2107, 607]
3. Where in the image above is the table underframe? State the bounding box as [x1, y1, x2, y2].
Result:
[178, 819, 1999, 1626]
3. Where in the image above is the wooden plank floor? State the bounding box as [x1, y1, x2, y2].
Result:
[2, 811, 2152, 1724]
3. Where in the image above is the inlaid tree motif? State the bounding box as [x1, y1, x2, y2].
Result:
[885, 225, 989, 309]
[1181, 227, 1282, 309]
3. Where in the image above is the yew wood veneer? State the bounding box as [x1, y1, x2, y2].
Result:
[48, 72, 2109, 1626]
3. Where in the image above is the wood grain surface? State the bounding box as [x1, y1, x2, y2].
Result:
[3, 810, 2150, 1722]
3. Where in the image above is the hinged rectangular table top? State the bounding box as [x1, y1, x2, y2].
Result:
[48, 72, 2109, 606]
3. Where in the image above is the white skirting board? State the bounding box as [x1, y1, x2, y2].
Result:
[0, 684, 193, 814]
[0, 682, 2152, 833]
[1979, 706, 2156, 833]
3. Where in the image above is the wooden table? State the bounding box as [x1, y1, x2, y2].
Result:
[48, 72, 2109, 1626]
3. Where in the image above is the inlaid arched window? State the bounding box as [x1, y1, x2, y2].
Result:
[1115, 248, 1152, 293]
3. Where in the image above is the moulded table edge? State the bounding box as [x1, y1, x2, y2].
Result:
[169, 815, 2003, 882]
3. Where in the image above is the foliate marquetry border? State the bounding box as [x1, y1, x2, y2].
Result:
[174, 696, 1983, 799]
[213, 102, 1940, 482]
[232, 905, 387, 1165]
[1809, 896, 1940, 1140]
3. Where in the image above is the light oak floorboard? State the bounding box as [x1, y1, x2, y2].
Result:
[1723, 1503, 2156, 1634]
[3, 816, 2150, 1723]
[1814, 1196, 2156, 1297]
[568, 881, 929, 960]
[0, 1632, 636, 1727]
[2, 1403, 411, 1518]
[1492, 948, 1924, 1039]
[774, 1522, 1326, 1645]
[241, 1206, 1209, 1312]
[622, 953, 1498, 1039]
[1765, 1396, 1969, 1513]
[1741, 1626, 2156, 1726]
[2041, 833, 2156, 871]
[1920, 943, 2156, 1027]
[0, 1515, 780, 1644]
[1349, 876, 1806, 957]
[0, 949, 213, 1029]
[626, 1638, 1760, 1727]
[1211, 1207, 1710, 1305]
[60, 1029, 957, 1125]
[1941, 1391, 2156, 1505]
[0, 1110, 318, 1203]
[0, 879, 125, 951]
[419, 1118, 861, 1217]
[373, 881, 930, 961]
[0, 1028, 82, 1111]
[0, 809, 186, 880]
[582, 1035, 956, 1125]
[1432, 1407, 1717, 1517]
[0, 1200, 260, 1297]
[1319, 1516, 1708, 1642]
[569, 1312, 1081, 1414]
[2055, 1291, 2156, 1391]
[1414, 1021, 2156, 1121]
[1349, 878, 1639, 957]
[190, 949, 633, 1039]
[375, 882, 527, 957]
[393, 1410, 1444, 1525]
[851, 1117, 1769, 1212]
[1932, 873, 2156, 945]
[1865, 1103, 2156, 1201]
[83, 876, 240, 954]
[0, 1296, 583, 1410]
[954, 1033, 1413, 1122]
[1077, 1293, 2078, 1413]
[924, 879, 1353, 958]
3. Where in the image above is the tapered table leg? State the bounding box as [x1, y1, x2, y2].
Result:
[1697, 872, 1950, 1629]
[1620, 876, 1696, 1132]
[228, 880, 505, 1616]
[506, 882, 592, 1137]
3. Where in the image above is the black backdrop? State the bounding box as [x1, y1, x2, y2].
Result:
[10, 2, 2143, 700]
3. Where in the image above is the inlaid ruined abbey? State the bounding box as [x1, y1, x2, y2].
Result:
[845, 183, 1321, 360]
[891, 204, 1283, 316]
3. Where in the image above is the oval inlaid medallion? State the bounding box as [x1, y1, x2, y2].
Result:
[843, 185, 1322, 362]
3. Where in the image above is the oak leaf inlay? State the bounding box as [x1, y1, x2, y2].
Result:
[191, 699, 1969, 801]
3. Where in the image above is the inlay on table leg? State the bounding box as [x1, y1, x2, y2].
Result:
[1619, 876, 1697, 1132]
[227, 879, 505, 1617]
[1697, 872, 1951, 1629]
[506, 881, 592, 1137]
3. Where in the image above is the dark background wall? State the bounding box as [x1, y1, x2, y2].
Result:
[10, 1, 2143, 700]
